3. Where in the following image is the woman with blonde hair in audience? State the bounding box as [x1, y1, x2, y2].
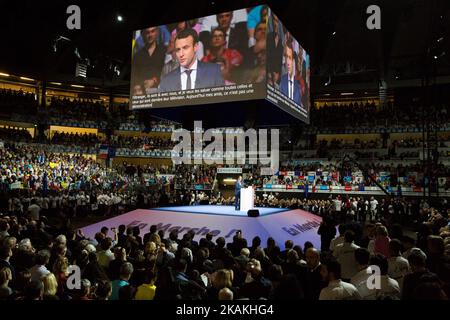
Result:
[42, 273, 59, 300]
[207, 269, 235, 300]
[0, 267, 13, 300]
[52, 256, 69, 297]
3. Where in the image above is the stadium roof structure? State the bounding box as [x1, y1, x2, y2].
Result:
[1, 0, 449, 94]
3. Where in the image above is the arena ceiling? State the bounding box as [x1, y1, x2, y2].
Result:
[0, 0, 449, 92]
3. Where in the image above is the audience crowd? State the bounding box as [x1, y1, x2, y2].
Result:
[0, 191, 448, 300]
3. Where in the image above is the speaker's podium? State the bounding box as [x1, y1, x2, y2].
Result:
[240, 186, 254, 212]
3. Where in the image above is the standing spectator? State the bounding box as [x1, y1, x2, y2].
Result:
[304, 248, 326, 300]
[95, 280, 112, 300]
[351, 248, 374, 299]
[97, 238, 114, 269]
[402, 236, 426, 259]
[110, 262, 134, 300]
[318, 217, 336, 253]
[333, 231, 359, 281]
[27, 199, 41, 221]
[369, 197, 379, 221]
[329, 224, 346, 253]
[369, 254, 401, 299]
[0, 244, 14, 285]
[374, 225, 391, 258]
[388, 239, 410, 291]
[134, 270, 157, 300]
[319, 259, 361, 300]
[42, 273, 59, 300]
[240, 259, 272, 299]
[403, 248, 437, 300]
[0, 267, 13, 300]
[30, 249, 51, 282]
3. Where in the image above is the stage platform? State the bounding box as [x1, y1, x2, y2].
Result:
[154, 205, 287, 216]
[81, 205, 322, 248]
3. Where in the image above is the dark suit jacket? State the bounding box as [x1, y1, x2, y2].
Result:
[305, 265, 327, 300]
[159, 61, 224, 92]
[280, 74, 301, 105]
[235, 180, 242, 196]
[227, 22, 248, 52]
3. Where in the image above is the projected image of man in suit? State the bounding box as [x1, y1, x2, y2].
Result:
[280, 41, 301, 105]
[159, 28, 225, 92]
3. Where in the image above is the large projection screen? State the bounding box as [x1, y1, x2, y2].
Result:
[129, 6, 310, 124]
[130, 6, 267, 109]
[265, 9, 310, 124]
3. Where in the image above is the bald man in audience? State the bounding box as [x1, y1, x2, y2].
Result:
[305, 248, 327, 300]
[219, 287, 234, 300]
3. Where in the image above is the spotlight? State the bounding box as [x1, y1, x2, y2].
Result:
[117, 15, 123, 22]
[332, 31, 336, 36]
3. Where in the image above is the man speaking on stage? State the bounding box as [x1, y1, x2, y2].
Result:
[235, 176, 243, 210]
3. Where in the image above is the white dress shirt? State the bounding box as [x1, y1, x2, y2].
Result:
[329, 235, 345, 252]
[388, 256, 410, 290]
[372, 276, 400, 300]
[333, 242, 360, 280]
[319, 280, 361, 300]
[351, 266, 374, 299]
[30, 264, 50, 282]
[180, 59, 198, 90]
[287, 74, 295, 99]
